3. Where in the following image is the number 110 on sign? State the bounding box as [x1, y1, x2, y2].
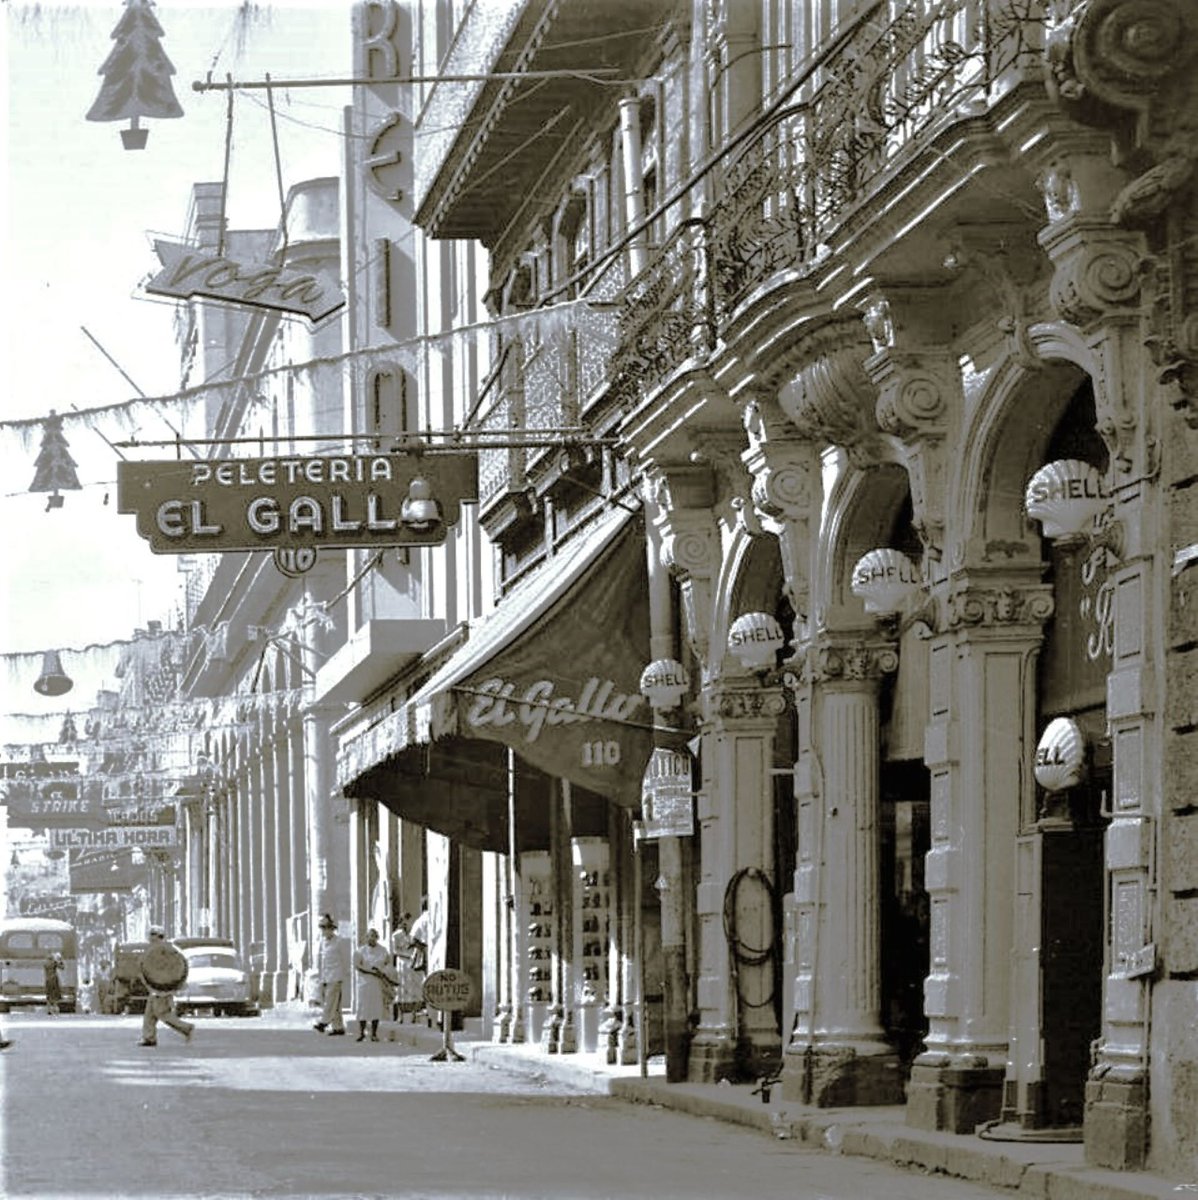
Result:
[581, 740, 621, 767]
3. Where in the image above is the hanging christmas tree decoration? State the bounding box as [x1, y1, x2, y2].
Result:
[85, 0, 184, 150]
[29, 410, 82, 510]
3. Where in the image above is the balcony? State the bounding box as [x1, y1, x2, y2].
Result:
[708, 0, 1044, 315]
[414, 0, 673, 244]
[610, 0, 1047, 406]
[473, 298, 620, 525]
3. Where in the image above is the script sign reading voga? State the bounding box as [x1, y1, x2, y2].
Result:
[145, 240, 345, 323]
[118, 453, 478, 554]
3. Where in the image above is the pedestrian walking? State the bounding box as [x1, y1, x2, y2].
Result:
[138, 928, 194, 1046]
[390, 913, 424, 1021]
[44, 951, 63, 1015]
[353, 928, 394, 1042]
[407, 897, 430, 1022]
[312, 913, 350, 1036]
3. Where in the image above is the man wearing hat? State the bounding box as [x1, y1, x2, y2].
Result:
[139, 927, 194, 1046]
[312, 914, 350, 1036]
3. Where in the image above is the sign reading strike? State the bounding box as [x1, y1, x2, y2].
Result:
[50, 824, 179, 850]
[145, 240, 345, 323]
[118, 453, 478, 554]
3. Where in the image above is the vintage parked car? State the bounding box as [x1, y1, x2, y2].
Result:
[173, 938, 260, 1017]
[107, 940, 151, 1014]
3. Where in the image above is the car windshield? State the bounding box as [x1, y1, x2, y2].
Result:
[187, 952, 240, 971]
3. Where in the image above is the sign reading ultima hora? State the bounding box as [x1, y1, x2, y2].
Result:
[118, 454, 478, 554]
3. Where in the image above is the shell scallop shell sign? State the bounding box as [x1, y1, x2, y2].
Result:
[1025, 459, 1106, 541]
[851, 549, 919, 614]
[1034, 717, 1087, 792]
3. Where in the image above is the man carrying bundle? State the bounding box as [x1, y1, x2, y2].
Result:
[139, 927, 195, 1046]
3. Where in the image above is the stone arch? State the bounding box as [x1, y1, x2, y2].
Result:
[814, 459, 913, 630]
[713, 521, 788, 673]
[951, 326, 1097, 571]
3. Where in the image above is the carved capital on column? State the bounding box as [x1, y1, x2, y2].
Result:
[800, 636, 898, 685]
[740, 394, 820, 621]
[776, 314, 884, 467]
[945, 580, 1055, 629]
[706, 683, 788, 723]
[1040, 222, 1144, 328]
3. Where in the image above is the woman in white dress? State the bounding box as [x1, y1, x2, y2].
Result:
[352, 928, 393, 1042]
[390, 913, 424, 1021]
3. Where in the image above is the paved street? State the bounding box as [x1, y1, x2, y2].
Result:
[0, 1010, 1015, 1200]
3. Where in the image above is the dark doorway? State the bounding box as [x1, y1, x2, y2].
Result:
[880, 760, 931, 1066]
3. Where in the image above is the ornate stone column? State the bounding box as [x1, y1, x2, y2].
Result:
[689, 680, 787, 1082]
[907, 577, 1053, 1133]
[645, 463, 723, 1076]
[783, 635, 902, 1105]
[272, 702, 291, 1002]
[1038, 7, 1194, 1157]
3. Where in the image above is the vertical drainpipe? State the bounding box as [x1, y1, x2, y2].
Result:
[619, 94, 648, 279]
[647, 515, 691, 1083]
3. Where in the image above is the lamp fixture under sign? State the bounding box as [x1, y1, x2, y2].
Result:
[400, 477, 442, 532]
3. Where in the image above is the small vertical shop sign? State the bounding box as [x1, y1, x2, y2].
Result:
[637, 748, 693, 840]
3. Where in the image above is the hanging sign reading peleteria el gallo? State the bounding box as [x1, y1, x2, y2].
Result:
[118, 453, 478, 553]
[144, 240, 345, 323]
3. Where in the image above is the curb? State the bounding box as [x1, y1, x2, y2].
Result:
[462, 1040, 1184, 1200]
[255, 1012, 1186, 1200]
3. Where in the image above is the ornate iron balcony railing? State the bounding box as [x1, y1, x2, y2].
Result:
[607, 220, 713, 411]
[709, 0, 1047, 317]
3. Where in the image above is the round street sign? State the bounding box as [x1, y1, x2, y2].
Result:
[273, 546, 317, 577]
[422, 968, 475, 1012]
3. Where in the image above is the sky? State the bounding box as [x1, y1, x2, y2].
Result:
[1, 0, 356, 662]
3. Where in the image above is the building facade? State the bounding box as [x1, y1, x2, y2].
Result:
[324, 0, 1198, 1182]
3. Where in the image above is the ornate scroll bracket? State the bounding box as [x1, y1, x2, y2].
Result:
[775, 314, 887, 468]
[648, 466, 721, 667]
[1046, 0, 1198, 171]
[739, 394, 820, 623]
[861, 304, 959, 563]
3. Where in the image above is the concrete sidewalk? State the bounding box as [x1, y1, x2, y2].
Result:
[262, 1005, 1186, 1200]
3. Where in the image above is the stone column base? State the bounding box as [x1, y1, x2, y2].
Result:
[781, 1042, 906, 1107]
[688, 1028, 783, 1084]
[1084, 1073, 1147, 1169]
[906, 1056, 1004, 1133]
